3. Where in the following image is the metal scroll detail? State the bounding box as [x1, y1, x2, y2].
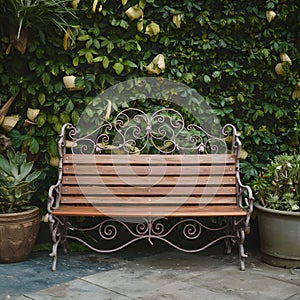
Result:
[61, 217, 242, 254]
[69, 108, 230, 154]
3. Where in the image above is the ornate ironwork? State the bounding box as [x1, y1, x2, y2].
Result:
[61, 218, 241, 252]
[47, 107, 254, 271]
[47, 215, 249, 271]
[65, 108, 234, 155]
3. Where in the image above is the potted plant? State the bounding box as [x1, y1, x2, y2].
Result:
[252, 153, 300, 268]
[0, 146, 42, 263]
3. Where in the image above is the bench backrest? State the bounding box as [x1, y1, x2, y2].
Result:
[56, 107, 242, 216]
[60, 153, 237, 213]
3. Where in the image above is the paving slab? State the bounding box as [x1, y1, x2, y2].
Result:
[1, 244, 300, 300]
[0, 250, 124, 299]
[80, 250, 300, 300]
[14, 279, 133, 300]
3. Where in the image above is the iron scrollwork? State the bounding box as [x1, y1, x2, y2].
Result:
[62, 217, 238, 254]
[68, 108, 230, 155]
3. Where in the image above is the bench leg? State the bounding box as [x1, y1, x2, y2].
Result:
[61, 217, 69, 255]
[49, 215, 60, 271]
[49, 216, 68, 271]
[237, 227, 248, 271]
[49, 245, 58, 272]
[224, 217, 233, 254]
[225, 237, 232, 254]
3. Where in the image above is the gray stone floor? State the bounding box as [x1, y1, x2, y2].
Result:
[1, 243, 300, 300]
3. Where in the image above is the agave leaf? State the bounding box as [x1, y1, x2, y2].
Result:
[10, 164, 20, 180]
[0, 154, 11, 175]
[25, 170, 42, 183]
[20, 161, 34, 180]
[6, 148, 15, 161]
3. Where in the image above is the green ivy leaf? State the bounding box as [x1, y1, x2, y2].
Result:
[8, 130, 26, 148]
[73, 56, 79, 67]
[120, 20, 129, 29]
[123, 60, 138, 68]
[66, 100, 74, 113]
[29, 138, 40, 154]
[38, 93, 46, 105]
[204, 75, 211, 83]
[27, 84, 37, 95]
[113, 62, 124, 75]
[54, 82, 63, 93]
[50, 65, 59, 76]
[47, 138, 58, 157]
[275, 109, 285, 119]
[103, 56, 109, 69]
[85, 52, 94, 64]
[78, 34, 92, 41]
[41, 73, 51, 87]
[107, 41, 114, 53]
[71, 110, 80, 125]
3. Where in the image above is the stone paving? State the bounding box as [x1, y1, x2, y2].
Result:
[1, 243, 300, 300]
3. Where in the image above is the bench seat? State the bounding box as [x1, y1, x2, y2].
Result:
[53, 204, 247, 217]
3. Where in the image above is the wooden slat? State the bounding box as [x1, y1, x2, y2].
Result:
[54, 153, 242, 219]
[60, 195, 237, 205]
[63, 164, 236, 176]
[63, 154, 236, 165]
[61, 185, 236, 196]
[53, 204, 247, 217]
[62, 175, 236, 186]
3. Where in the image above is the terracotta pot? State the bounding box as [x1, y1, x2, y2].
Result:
[0, 206, 41, 263]
[254, 202, 300, 268]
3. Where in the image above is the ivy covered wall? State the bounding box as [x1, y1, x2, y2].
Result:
[0, 0, 299, 200]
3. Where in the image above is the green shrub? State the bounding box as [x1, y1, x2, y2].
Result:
[0, 0, 299, 208]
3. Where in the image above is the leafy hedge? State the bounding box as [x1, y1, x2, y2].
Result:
[0, 0, 299, 204]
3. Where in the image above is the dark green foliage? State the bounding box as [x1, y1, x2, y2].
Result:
[0, 0, 299, 207]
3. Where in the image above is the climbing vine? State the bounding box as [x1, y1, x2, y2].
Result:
[0, 0, 299, 205]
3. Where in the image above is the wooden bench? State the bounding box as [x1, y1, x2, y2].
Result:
[48, 108, 254, 271]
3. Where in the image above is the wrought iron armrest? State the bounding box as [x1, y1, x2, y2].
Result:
[230, 128, 254, 222]
[47, 123, 72, 214]
[47, 179, 62, 213]
[236, 171, 254, 211]
[236, 171, 254, 227]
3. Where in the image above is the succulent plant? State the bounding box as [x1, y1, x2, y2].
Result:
[253, 154, 300, 212]
[0, 148, 42, 213]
